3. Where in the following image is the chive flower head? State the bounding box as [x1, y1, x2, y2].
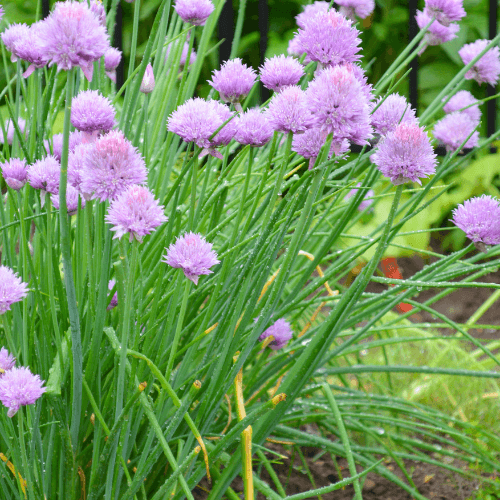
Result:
[163, 232, 220, 285]
[0, 266, 29, 315]
[0, 366, 45, 417]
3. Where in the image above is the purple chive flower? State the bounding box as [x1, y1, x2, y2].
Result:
[0, 366, 45, 417]
[46, 134, 64, 161]
[174, 0, 215, 26]
[104, 47, 122, 83]
[107, 279, 118, 310]
[306, 65, 373, 145]
[0, 348, 15, 373]
[140, 64, 155, 94]
[424, 0, 466, 26]
[80, 131, 147, 201]
[295, 9, 362, 67]
[234, 108, 273, 147]
[90, 0, 106, 27]
[1, 158, 28, 190]
[292, 128, 349, 168]
[1, 23, 30, 62]
[452, 195, 500, 252]
[433, 112, 479, 152]
[38, 0, 109, 81]
[167, 98, 236, 159]
[416, 10, 459, 48]
[13, 21, 48, 77]
[459, 39, 500, 85]
[344, 182, 374, 211]
[0, 6, 4, 24]
[71, 90, 115, 135]
[165, 41, 197, 69]
[0, 266, 29, 315]
[45, 130, 84, 161]
[28, 156, 60, 195]
[163, 232, 220, 285]
[208, 58, 257, 109]
[51, 184, 85, 214]
[105, 185, 167, 242]
[259, 55, 304, 92]
[287, 35, 311, 63]
[296, 1, 330, 29]
[1, 118, 26, 145]
[371, 93, 417, 136]
[338, 63, 373, 103]
[336, 0, 375, 20]
[259, 319, 293, 350]
[267, 85, 314, 134]
[372, 122, 437, 185]
[68, 143, 93, 192]
[443, 90, 481, 124]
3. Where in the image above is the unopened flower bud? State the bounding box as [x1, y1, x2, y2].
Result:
[140, 63, 155, 94]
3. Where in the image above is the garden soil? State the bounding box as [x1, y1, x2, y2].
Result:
[398, 254, 500, 339]
[193, 448, 494, 499]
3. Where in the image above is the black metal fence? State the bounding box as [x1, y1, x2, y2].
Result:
[409, 0, 498, 140]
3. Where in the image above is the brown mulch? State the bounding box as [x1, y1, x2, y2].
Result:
[193, 444, 496, 499]
[253, 447, 488, 500]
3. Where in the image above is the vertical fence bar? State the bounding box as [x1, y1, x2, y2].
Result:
[114, 2, 125, 90]
[42, 0, 50, 19]
[488, 0, 498, 151]
[259, 0, 270, 102]
[219, 0, 235, 64]
[408, 0, 419, 114]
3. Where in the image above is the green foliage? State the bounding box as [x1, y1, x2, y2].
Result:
[467, 477, 500, 500]
[0, 1, 500, 500]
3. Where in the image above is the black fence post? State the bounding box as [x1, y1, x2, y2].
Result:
[113, 2, 124, 90]
[409, 0, 419, 114]
[218, 0, 235, 65]
[42, 0, 50, 19]
[487, 0, 497, 150]
[259, 0, 270, 102]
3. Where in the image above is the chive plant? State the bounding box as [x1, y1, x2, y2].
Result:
[0, 1, 499, 499]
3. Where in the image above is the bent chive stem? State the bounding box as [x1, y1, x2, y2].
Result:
[322, 383, 362, 500]
[260, 131, 293, 228]
[165, 276, 191, 381]
[355, 184, 404, 296]
[188, 153, 198, 231]
[234, 358, 254, 500]
[59, 67, 83, 448]
[17, 191, 29, 365]
[116, 240, 139, 418]
[18, 409, 35, 500]
[45, 193, 63, 373]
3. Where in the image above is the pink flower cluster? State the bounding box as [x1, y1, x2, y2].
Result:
[434, 90, 481, 153]
[459, 39, 500, 85]
[259, 319, 293, 350]
[416, 0, 465, 50]
[0, 1, 125, 84]
[372, 123, 437, 185]
[0, 347, 45, 418]
[0, 266, 29, 314]
[163, 232, 220, 285]
[452, 195, 500, 252]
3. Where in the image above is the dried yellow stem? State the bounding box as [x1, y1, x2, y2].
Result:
[233, 356, 254, 500]
[0, 453, 26, 497]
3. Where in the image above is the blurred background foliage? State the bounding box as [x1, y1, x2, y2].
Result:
[1, 0, 499, 254]
[2, 0, 496, 111]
